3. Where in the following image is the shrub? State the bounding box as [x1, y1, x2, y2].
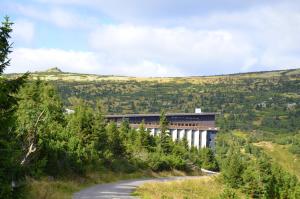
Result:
[218, 187, 239, 199]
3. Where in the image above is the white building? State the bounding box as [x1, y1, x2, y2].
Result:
[106, 109, 218, 149]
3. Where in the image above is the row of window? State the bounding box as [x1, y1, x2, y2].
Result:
[129, 122, 212, 127]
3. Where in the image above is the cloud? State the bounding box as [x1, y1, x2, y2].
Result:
[8, 48, 100, 74]
[88, 24, 256, 75]
[12, 20, 35, 45]
[4, 0, 300, 76]
[85, 2, 300, 75]
[13, 4, 97, 29]
[7, 25, 257, 76]
[34, 0, 283, 23]
[7, 48, 183, 77]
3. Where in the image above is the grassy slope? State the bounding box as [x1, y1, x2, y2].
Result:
[6, 68, 299, 118]
[134, 176, 245, 199]
[254, 142, 300, 179]
[25, 169, 194, 199]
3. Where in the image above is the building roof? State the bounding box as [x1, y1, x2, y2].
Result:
[105, 112, 217, 118]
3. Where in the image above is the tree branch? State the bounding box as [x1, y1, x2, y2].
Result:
[20, 109, 45, 166]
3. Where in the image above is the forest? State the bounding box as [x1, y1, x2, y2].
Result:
[1, 16, 300, 199]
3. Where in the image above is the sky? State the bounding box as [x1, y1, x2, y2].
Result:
[1, 0, 300, 76]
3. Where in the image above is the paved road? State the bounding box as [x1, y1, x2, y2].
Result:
[73, 176, 205, 199]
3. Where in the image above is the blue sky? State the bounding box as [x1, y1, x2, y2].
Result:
[1, 0, 300, 76]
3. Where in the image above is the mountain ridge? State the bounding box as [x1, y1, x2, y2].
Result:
[5, 67, 300, 83]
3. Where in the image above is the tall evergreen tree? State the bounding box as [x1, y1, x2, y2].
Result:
[0, 16, 27, 198]
[119, 119, 130, 141]
[106, 122, 126, 159]
[66, 100, 98, 167]
[92, 101, 108, 157]
[222, 146, 245, 188]
[137, 120, 146, 147]
[159, 110, 173, 154]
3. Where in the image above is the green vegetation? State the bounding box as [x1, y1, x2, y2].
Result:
[255, 142, 300, 179]
[216, 133, 300, 198]
[7, 66, 300, 135]
[136, 132, 300, 199]
[134, 176, 245, 199]
[2, 15, 300, 199]
[0, 16, 27, 198]
[12, 80, 214, 198]
[0, 17, 217, 199]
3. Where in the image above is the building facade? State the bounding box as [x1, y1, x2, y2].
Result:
[105, 111, 218, 149]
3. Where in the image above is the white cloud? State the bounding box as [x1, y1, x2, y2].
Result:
[5, 0, 300, 76]
[12, 20, 35, 45]
[8, 48, 100, 74]
[7, 48, 183, 77]
[13, 4, 97, 29]
[84, 2, 300, 75]
[88, 24, 256, 75]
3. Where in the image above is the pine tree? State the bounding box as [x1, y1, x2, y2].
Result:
[200, 148, 219, 171]
[66, 100, 98, 166]
[222, 146, 245, 188]
[136, 121, 156, 152]
[159, 110, 173, 154]
[92, 101, 108, 157]
[119, 119, 130, 141]
[106, 122, 126, 159]
[0, 16, 27, 198]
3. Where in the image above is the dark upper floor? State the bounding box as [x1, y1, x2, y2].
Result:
[105, 112, 216, 125]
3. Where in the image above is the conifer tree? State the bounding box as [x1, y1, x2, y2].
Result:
[106, 122, 126, 158]
[137, 121, 155, 151]
[222, 146, 245, 188]
[200, 148, 219, 171]
[0, 16, 27, 198]
[119, 119, 130, 141]
[92, 101, 108, 156]
[66, 100, 98, 166]
[159, 110, 173, 154]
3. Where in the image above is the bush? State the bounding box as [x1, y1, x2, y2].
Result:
[148, 153, 172, 171]
[200, 148, 219, 171]
[111, 159, 138, 173]
[218, 187, 239, 199]
[289, 144, 300, 155]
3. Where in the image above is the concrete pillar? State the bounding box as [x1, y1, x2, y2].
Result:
[191, 130, 195, 147]
[171, 129, 177, 141]
[201, 130, 207, 148]
[179, 129, 185, 140]
[150, 128, 155, 136]
[194, 130, 200, 149]
[186, 129, 192, 147]
[156, 128, 161, 136]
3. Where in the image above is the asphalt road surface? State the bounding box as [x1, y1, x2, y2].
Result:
[73, 176, 205, 199]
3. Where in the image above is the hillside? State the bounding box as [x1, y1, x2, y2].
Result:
[6, 67, 300, 83]
[5, 67, 300, 133]
[255, 142, 300, 179]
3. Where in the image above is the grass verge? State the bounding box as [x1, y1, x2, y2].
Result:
[134, 175, 245, 199]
